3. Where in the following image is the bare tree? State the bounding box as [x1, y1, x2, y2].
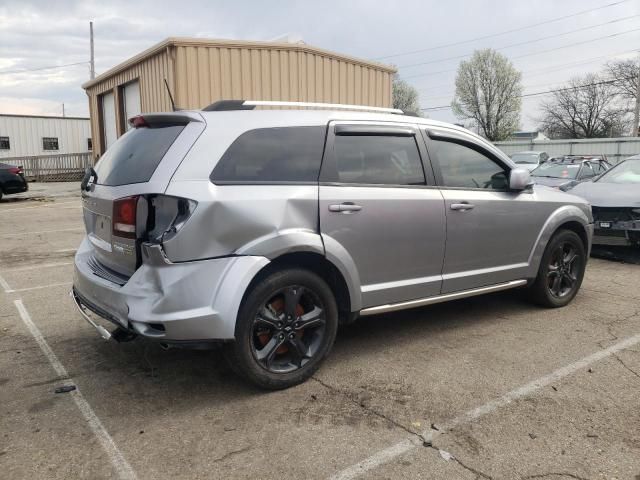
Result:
[605, 57, 640, 136]
[539, 74, 628, 139]
[451, 49, 522, 141]
[392, 75, 421, 115]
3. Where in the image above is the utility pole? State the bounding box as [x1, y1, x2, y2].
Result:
[633, 56, 640, 137]
[62, 103, 65, 117]
[89, 21, 95, 80]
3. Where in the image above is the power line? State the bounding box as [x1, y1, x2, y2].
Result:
[421, 52, 640, 100]
[420, 76, 634, 111]
[374, 0, 630, 60]
[398, 15, 639, 69]
[0, 61, 90, 76]
[403, 26, 640, 80]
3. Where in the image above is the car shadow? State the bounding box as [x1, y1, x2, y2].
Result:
[591, 245, 640, 265]
[59, 289, 533, 412]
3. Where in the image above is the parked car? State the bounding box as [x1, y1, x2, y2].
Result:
[531, 156, 611, 190]
[72, 101, 593, 389]
[568, 156, 640, 246]
[0, 162, 28, 201]
[510, 151, 549, 171]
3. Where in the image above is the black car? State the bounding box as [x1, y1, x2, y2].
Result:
[569, 156, 640, 246]
[0, 162, 28, 201]
[531, 156, 611, 191]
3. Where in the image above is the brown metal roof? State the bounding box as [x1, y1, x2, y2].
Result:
[82, 37, 396, 90]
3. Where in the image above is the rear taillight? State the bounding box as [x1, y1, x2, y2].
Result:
[113, 196, 139, 239]
[8, 166, 22, 175]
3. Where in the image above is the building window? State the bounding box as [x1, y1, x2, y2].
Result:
[87, 138, 93, 151]
[43, 137, 59, 151]
[0, 136, 9, 150]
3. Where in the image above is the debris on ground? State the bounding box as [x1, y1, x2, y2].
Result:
[431, 423, 440, 431]
[54, 385, 76, 394]
[529, 433, 537, 439]
[439, 449, 454, 461]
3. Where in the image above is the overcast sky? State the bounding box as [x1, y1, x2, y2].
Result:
[1, 0, 639, 130]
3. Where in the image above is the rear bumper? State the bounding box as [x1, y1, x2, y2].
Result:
[72, 237, 269, 341]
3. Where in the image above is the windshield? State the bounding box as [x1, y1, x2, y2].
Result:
[531, 162, 580, 179]
[596, 159, 640, 184]
[511, 153, 539, 164]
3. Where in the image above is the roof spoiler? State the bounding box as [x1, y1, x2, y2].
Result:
[128, 112, 204, 128]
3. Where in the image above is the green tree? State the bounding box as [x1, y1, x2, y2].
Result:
[392, 75, 421, 115]
[452, 49, 522, 141]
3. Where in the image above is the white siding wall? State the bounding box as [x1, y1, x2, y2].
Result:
[0, 115, 91, 159]
[494, 137, 640, 165]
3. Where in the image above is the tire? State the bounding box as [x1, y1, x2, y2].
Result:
[224, 268, 338, 390]
[528, 229, 586, 308]
[0, 189, 3, 202]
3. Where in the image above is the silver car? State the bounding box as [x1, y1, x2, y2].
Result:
[72, 101, 594, 389]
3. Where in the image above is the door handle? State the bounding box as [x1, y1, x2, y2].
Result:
[450, 202, 475, 211]
[328, 202, 363, 213]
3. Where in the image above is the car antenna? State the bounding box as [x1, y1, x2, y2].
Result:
[164, 78, 178, 111]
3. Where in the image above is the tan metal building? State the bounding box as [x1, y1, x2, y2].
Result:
[82, 37, 396, 158]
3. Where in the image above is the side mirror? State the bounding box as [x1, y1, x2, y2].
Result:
[509, 168, 533, 191]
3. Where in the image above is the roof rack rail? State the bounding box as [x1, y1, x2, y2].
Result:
[202, 99, 405, 115]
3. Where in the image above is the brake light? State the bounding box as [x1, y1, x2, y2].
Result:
[8, 166, 22, 175]
[113, 196, 139, 239]
[129, 115, 149, 128]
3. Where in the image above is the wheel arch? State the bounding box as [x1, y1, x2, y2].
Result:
[528, 205, 592, 275]
[242, 251, 359, 324]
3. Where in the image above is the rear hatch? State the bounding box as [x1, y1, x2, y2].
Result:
[81, 112, 205, 278]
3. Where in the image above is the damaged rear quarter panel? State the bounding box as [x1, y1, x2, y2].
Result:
[162, 181, 320, 262]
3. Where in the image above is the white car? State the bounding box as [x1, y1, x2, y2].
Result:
[511, 151, 549, 171]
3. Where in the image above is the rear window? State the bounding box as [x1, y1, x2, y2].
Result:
[95, 125, 184, 186]
[210, 126, 326, 183]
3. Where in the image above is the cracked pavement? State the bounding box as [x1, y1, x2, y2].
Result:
[1, 190, 640, 479]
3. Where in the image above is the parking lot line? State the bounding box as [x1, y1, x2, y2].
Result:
[0, 272, 11, 292]
[329, 330, 640, 480]
[13, 299, 138, 480]
[4, 261, 74, 272]
[0, 227, 83, 237]
[0, 200, 79, 213]
[5, 282, 71, 293]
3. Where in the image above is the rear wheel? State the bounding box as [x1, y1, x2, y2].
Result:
[529, 229, 586, 308]
[224, 269, 338, 390]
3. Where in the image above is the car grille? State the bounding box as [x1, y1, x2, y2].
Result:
[591, 207, 638, 222]
[87, 256, 130, 286]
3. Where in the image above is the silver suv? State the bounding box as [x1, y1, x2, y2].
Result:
[72, 101, 594, 389]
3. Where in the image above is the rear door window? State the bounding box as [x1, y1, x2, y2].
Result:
[95, 125, 185, 186]
[210, 126, 326, 183]
[326, 133, 425, 185]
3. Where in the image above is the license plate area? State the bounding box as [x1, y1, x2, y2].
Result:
[598, 221, 611, 229]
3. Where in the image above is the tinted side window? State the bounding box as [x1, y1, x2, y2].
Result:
[95, 125, 185, 186]
[211, 126, 325, 183]
[430, 139, 508, 190]
[331, 135, 425, 185]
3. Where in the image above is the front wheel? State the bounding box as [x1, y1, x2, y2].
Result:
[528, 229, 586, 308]
[224, 268, 338, 390]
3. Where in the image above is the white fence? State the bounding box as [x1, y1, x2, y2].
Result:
[494, 137, 640, 164]
[2, 152, 93, 182]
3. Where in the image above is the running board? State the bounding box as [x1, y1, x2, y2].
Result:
[359, 280, 528, 316]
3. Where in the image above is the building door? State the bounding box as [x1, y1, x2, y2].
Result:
[122, 81, 141, 131]
[101, 91, 117, 150]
